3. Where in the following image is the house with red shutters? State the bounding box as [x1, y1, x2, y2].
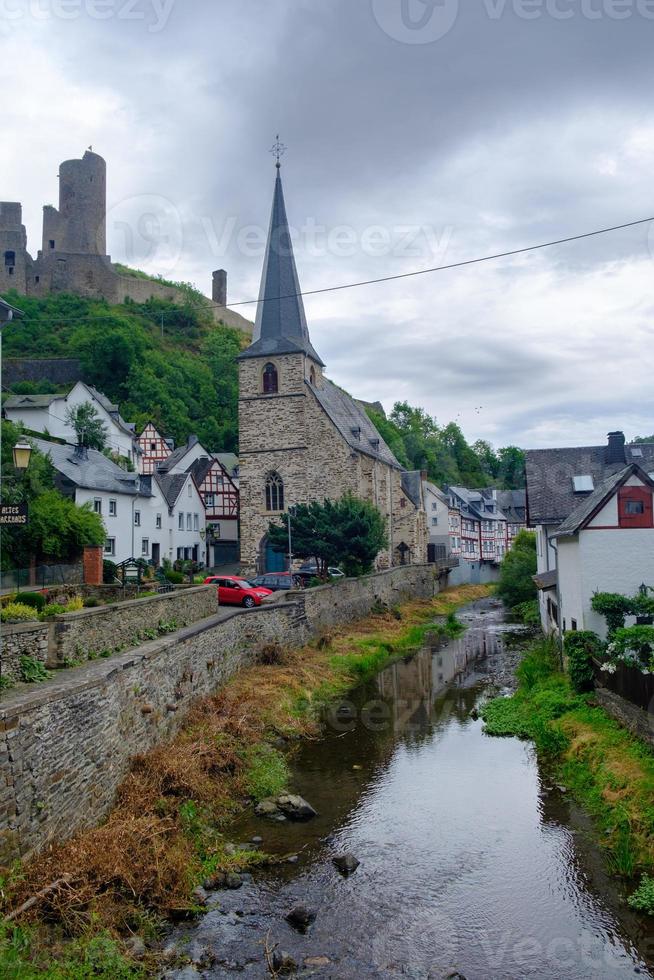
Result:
[526, 431, 654, 635]
[552, 464, 654, 639]
[447, 486, 508, 564]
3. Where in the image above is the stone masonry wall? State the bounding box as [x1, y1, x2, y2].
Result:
[0, 565, 444, 861]
[0, 624, 51, 684]
[52, 586, 218, 663]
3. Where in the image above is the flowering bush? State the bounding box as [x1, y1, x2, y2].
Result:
[0, 603, 39, 623]
[605, 625, 654, 674]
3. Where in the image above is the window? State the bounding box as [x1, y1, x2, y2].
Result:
[205, 492, 215, 509]
[4, 250, 15, 268]
[573, 475, 594, 493]
[156, 513, 162, 529]
[571, 619, 578, 631]
[193, 513, 199, 531]
[104, 537, 115, 556]
[431, 517, 439, 527]
[134, 510, 141, 526]
[150, 442, 157, 451]
[141, 538, 149, 556]
[178, 512, 184, 530]
[265, 471, 284, 511]
[188, 483, 192, 497]
[618, 487, 653, 528]
[109, 499, 117, 517]
[186, 512, 192, 530]
[49, 239, 55, 249]
[309, 365, 316, 386]
[432, 503, 438, 511]
[263, 362, 278, 394]
[93, 498, 102, 514]
[400, 498, 406, 509]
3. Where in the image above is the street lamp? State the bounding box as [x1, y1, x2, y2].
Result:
[12, 440, 32, 472]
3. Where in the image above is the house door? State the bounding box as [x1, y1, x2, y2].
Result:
[263, 537, 286, 573]
[152, 543, 161, 566]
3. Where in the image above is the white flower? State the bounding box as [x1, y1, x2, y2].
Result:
[601, 662, 617, 674]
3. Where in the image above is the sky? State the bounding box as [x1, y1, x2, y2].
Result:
[2, 0, 653, 450]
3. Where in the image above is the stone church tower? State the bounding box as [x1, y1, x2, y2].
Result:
[238, 164, 427, 573]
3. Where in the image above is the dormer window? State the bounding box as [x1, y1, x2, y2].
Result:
[369, 438, 380, 450]
[309, 365, 316, 386]
[263, 362, 278, 395]
[618, 487, 653, 528]
[351, 426, 361, 440]
[573, 475, 594, 493]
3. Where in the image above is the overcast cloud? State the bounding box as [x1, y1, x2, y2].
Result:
[2, 0, 653, 448]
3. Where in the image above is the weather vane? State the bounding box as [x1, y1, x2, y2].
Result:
[270, 134, 287, 169]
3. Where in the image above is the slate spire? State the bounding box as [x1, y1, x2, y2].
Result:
[239, 166, 324, 364]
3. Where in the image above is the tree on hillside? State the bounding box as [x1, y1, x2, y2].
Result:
[266, 495, 387, 578]
[65, 402, 108, 450]
[497, 530, 537, 608]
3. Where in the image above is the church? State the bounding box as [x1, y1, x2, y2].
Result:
[238, 161, 427, 574]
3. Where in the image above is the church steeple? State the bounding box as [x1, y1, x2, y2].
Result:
[239, 161, 324, 365]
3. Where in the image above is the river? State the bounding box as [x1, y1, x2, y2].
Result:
[165, 598, 654, 979]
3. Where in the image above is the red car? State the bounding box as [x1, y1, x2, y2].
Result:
[203, 575, 273, 608]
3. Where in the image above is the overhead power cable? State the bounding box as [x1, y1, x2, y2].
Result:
[7, 214, 654, 324]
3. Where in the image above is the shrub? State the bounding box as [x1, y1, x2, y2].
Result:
[19, 656, 49, 683]
[65, 596, 84, 613]
[566, 631, 603, 693]
[260, 643, 285, 665]
[497, 530, 537, 607]
[84, 597, 101, 608]
[165, 570, 184, 585]
[15, 592, 46, 613]
[39, 603, 67, 618]
[0, 603, 39, 623]
[512, 599, 540, 626]
[516, 637, 559, 690]
[629, 875, 654, 915]
[609, 625, 654, 671]
[591, 592, 634, 639]
[103, 559, 118, 584]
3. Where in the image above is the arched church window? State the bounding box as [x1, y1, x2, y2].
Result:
[309, 365, 316, 386]
[265, 471, 284, 512]
[263, 362, 278, 394]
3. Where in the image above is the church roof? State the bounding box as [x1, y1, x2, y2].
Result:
[311, 378, 401, 469]
[238, 170, 324, 365]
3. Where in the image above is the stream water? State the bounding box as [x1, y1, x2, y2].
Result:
[166, 599, 654, 979]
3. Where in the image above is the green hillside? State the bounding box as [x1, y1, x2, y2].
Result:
[1, 291, 244, 453]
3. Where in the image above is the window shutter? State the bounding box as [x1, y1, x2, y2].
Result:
[618, 486, 653, 528]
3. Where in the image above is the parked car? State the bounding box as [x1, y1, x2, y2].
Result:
[204, 575, 273, 608]
[251, 572, 302, 592]
[296, 563, 345, 583]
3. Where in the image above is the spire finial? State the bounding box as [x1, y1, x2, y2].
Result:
[270, 134, 286, 170]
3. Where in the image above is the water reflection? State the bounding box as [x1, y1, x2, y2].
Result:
[168, 600, 654, 979]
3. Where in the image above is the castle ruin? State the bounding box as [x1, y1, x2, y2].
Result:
[0, 150, 251, 333]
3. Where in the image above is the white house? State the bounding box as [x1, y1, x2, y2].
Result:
[157, 434, 209, 476]
[154, 472, 207, 565]
[5, 382, 139, 465]
[553, 464, 654, 639]
[526, 431, 654, 634]
[422, 481, 451, 559]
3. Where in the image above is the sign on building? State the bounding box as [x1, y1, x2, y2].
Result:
[0, 503, 28, 526]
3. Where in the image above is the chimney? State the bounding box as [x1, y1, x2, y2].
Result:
[188, 435, 199, 448]
[606, 431, 626, 465]
[212, 269, 227, 306]
[420, 470, 428, 481]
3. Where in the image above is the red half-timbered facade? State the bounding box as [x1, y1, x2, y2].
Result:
[138, 423, 172, 475]
[189, 457, 240, 564]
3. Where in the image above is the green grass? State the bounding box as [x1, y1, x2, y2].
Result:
[0, 922, 143, 979]
[629, 874, 654, 915]
[244, 745, 290, 802]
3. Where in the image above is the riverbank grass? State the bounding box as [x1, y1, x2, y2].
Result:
[482, 637, 654, 902]
[0, 584, 491, 977]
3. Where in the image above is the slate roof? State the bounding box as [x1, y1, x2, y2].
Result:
[401, 471, 423, 509]
[5, 393, 61, 409]
[214, 452, 239, 478]
[32, 437, 143, 495]
[311, 378, 401, 468]
[554, 464, 654, 538]
[534, 569, 558, 591]
[497, 489, 527, 524]
[525, 439, 654, 526]
[158, 435, 202, 473]
[155, 472, 188, 509]
[423, 481, 449, 506]
[188, 456, 215, 486]
[449, 486, 506, 523]
[238, 171, 324, 365]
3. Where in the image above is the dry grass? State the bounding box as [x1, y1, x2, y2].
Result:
[1, 584, 491, 936]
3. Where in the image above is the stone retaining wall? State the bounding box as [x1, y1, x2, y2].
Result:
[0, 623, 51, 684]
[595, 687, 654, 750]
[52, 586, 218, 663]
[0, 565, 444, 861]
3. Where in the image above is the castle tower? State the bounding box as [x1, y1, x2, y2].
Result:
[42, 150, 107, 257]
[0, 202, 30, 293]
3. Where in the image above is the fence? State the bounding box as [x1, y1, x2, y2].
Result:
[1, 562, 83, 592]
[593, 659, 654, 713]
